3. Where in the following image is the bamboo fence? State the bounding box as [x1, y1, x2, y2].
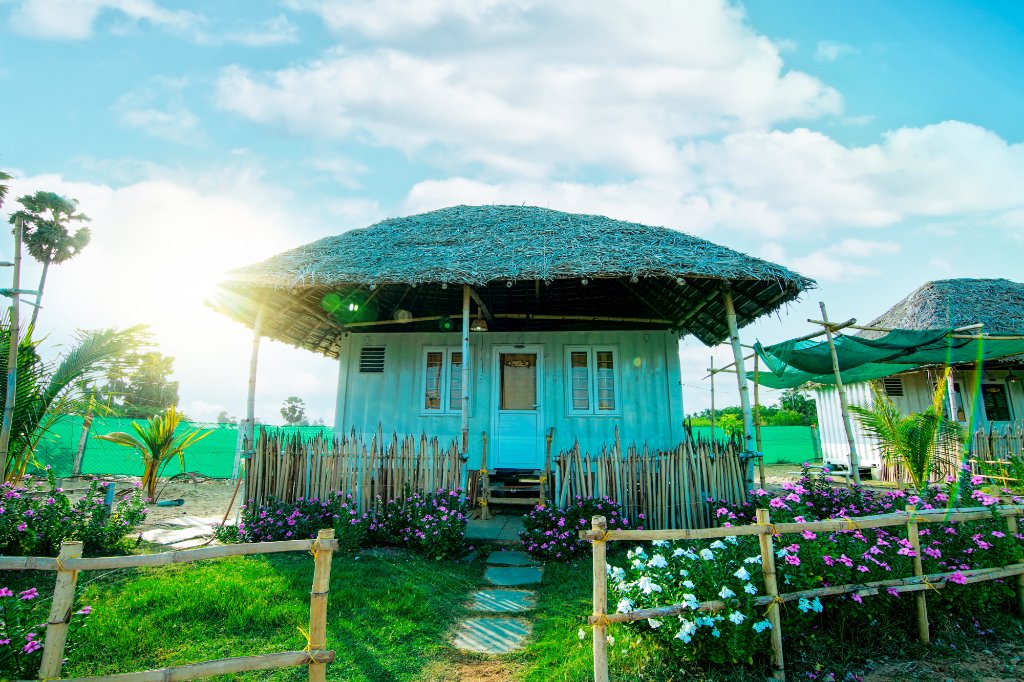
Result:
[880, 420, 1024, 486]
[581, 504, 1024, 682]
[553, 432, 747, 529]
[0, 531, 339, 682]
[245, 427, 465, 509]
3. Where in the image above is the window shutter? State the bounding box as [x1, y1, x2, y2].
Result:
[882, 376, 903, 397]
[359, 347, 386, 373]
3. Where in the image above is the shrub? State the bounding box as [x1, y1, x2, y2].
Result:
[520, 496, 637, 561]
[0, 584, 92, 678]
[228, 492, 366, 554]
[366, 488, 469, 560]
[606, 465, 1024, 671]
[0, 474, 147, 556]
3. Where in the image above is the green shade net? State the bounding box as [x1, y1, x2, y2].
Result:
[748, 328, 1024, 389]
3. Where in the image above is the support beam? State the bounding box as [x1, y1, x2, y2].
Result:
[722, 285, 756, 458]
[461, 285, 471, 454]
[818, 301, 861, 486]
[234, 304, 265, 481]
[467, 287, 494, 323]
[709, 356, 716, 442]
[0, 219, 22, 481]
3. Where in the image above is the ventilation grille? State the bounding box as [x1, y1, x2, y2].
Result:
[882, 376, 904, 397]
[359, 347, 386, 373]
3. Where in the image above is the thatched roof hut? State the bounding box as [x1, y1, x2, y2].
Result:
[864, 278, 1024, 334]
[214, 205, 813, 357]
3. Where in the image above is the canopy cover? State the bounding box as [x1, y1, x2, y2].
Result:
[750, 329, 1024, 389]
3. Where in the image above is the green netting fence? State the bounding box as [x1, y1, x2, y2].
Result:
[690, 425, 821, 464]
[30, 416, 332, 479]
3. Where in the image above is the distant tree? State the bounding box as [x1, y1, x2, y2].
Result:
[216, 410, 237, 425]
[779, 388, 817, 425]
[97, 351, 180, 419]
[7, 191, 92, 330]
[280, 396, 308, 426]
[0, 170, 11, 208]
[311, 417, 326, 427]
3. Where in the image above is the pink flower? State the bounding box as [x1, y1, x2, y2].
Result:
[785, 555, 801, 566]
[19, 588, 37, 600]
[948, 571, 968, 585]
[22, 639, 41, 654]
[802, 530, 817, 540]
[851, 593, 862, 603]
[75, 605, 92, 616]
[0, 587, 12, 598]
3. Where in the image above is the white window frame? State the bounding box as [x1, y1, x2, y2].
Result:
[564, 346, 620, 416]
[420, 347, 464, 415]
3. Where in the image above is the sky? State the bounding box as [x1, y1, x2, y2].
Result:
[0, 0, 1022, 427]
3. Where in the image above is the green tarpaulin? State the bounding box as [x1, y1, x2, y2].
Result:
[748, 328, 1024, 389]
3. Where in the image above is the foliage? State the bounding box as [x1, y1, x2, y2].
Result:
[977, 453, 1024, 494]
[610, 465, 1023, 674]
[0, 583, 92, 678]
[94, 407, 211, 501]
[779, 388, 817, 425]
[279, 396, 307, 426]
[94, 351, 180, 419]
[0, 170, 10, 208]
[0, 318, 149, 481]
[7, 191, 92, 329]
[520, 496, 637, 561]
[0, 474, 147, 556]
[851, 372, 962, 493]
[688, 390, 816, 428]
[220, 492, 365, 553]
[215, 410, 237, 425]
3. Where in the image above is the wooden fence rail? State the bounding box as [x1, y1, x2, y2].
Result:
[2, 532, 338, 682]
[554, 432, 748, 529]
[581, 505, 1024, 682]
[245, 426, 465, 509]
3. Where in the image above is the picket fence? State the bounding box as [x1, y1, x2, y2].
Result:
[880, 420, 1024, 485]
[244, 427, 465, 509]
[553, 432, 749, 529]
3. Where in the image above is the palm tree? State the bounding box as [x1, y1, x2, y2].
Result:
[7, 191, 92, 330]
[96, 407, 211, 501]
[850, 368, 963, 494]
[0, 170, 11, 208]
[0, 317, 149, 481]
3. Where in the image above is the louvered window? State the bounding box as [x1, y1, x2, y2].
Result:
[566, 346, 619, 415]
[421, 347, 463, 413]
[358, 347, 386, 373]
[882, 376, 903, 397]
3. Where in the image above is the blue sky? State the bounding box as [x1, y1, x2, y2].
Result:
[1, 0, 1022, 425]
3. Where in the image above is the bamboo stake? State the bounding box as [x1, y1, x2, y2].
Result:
[754, 353, 766, 488]
[709, 356, 716, 442]
[0, 218, 23, 481]
[756, 508, 785, 680]
[722, 285, 756, 459]
[38, 540, 83, 677]
[1008, 514, 1024, 614]
[480, 432, 491, 520]
[308, 528, 335, 682]
[818, 301, 861, 486]
[591, 515, 610, 682]
[906, 504, 930, 644]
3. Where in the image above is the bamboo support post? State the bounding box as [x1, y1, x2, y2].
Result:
[591, 515, 609, 682]
[308, 528, 335, 682]
[753, 353, 765, 488]
[756, 508, 785, 680]
[0, 218, 23, 480]
[39, 540, 84, 678]
[480, 432, 492, 520]
[818, 301, 861, 486]
[235, 303, 265, 481]
[1008, 514, 1024, 614]
[906, 504, 930, 644]
[709, 356, 716, 442]
[461, 285, 471, 454]
[722, 286, 756, 457]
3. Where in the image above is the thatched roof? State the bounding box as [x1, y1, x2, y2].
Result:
[866, 278, 1024, 334]
[213, 205, 814, 357]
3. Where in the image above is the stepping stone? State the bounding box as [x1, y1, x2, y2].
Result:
[484, 566, 543, 586]
[468, 589, 536, 613]
[139, 527, 210, 545]
[453, 618, 531, 654]
[486, 550, 536, 566]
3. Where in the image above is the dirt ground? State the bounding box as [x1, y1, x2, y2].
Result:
[65, 476, 243, 530]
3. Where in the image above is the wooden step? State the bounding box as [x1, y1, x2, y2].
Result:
[487, 498, 542, 506]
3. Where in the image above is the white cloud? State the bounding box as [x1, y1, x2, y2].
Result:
[790, 239, 901, 282]
[114, 77, 203, 144]
[815, 40, 857, 63]
[220, 14, 298, 47]
[218, 1, 842, 177]
[8, 0, 198, 40]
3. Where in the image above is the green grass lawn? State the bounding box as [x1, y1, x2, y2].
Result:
[54, 548, 483, 681]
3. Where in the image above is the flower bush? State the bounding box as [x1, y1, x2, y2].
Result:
[220, 488, 470, 559]
[0, 584, 91, 678]
[605, 465, 1024, 671]
[0, 474, 147, 556]
[520, 496, 638, 561]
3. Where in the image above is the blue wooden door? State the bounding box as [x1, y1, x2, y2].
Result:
[492, 346, 543, 469]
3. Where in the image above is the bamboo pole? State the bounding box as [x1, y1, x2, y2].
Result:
[480, 432, 491, 520]
[461, 285, 471, 454]
[905, 505, 930, 644]
[709, 356, 716, 442]
[756, 508, 785, 680]
[591, 515, 609, 682]
[1008, 514, 1024, 614]
[235, 303, 265, 481]
[38, 540, 84, 677]
[818, 301, 861, 486]
[722, 285, 756, 458]
[308, 528, 335, 682]
[0, 218, 23, 480]
[753, 353, 766, 488]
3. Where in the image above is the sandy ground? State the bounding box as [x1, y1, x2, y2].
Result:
[139, 479, 242, 529]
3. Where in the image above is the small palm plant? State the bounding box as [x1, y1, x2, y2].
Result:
[96, 407, 211, 501]
[850, 368, 963, 494]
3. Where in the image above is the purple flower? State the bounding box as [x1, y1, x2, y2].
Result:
[19, 588, 37, 600]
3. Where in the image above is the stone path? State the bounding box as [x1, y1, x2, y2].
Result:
[465, 516, 525, 542]
[453, 550, 541, 655]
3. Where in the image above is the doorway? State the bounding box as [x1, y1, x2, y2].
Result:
[492, 346, 543, 469]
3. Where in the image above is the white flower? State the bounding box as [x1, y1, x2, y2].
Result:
[744, 583, 758, 595]
[648, 618, 663, 629]
[728, 611, 746, 625]
[675, 620, 696, 643]
[682, 580, 695, 589]
[607, 565, 625, 582]
[578, 628, 587, 640]
[811, 597, 823, 613]
[776, 548, 788, 558]
[699, 548, 715, 561]
[683, 550, 699, 560]
[711, 628, 721, 638]
[710, 540, 726, 550]
[648, 554, 668, 569]
[631, 559, 644, 569]
[606, 635, 615, 646]
[682, 593, 699, 609]
[696, 615, 715, 627]
[798, 597, 812, 613]
[672, 547, 686, 557]
[752, 619, 772, 633]
[652, 540, 669, 547]
[617, 598, 634, 613]
[637, 576, 662, 595]
[718, 585, 736, 599]
[744, 555, 763, 564]
[733, 567, 751, 581]
[725, 535, 739, 545]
